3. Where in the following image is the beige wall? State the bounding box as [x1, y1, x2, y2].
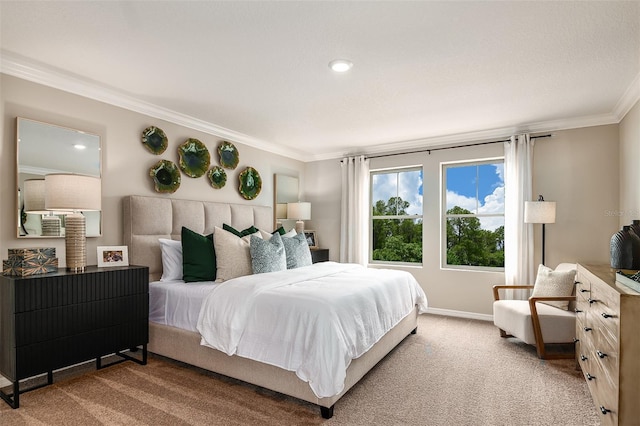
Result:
[0, 74, 305, 265]
[306, 126, 620, 316]
[620, 100, 640, 226]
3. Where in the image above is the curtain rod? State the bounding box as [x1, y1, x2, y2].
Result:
[364, 133, 553, 160]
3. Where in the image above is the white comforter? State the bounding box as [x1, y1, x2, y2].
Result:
[196, 261, 428, 398]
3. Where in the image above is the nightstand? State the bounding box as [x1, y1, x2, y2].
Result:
[311, 248, 329, 263]
[0, 265, 149, 408]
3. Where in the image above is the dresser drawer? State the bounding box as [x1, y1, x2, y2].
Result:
[582, 352, 618, 426]
[575, 276, 591, 303]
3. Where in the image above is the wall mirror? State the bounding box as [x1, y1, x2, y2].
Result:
[274, 174, 299, 232]
[17, 117, 102, 238]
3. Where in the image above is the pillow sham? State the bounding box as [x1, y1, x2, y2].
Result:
[530, 264, 576, 310]
[214, 226, 260, 282]
[250, 233, 287, 274]
[222, 223, 259, 238]
[258, 226, 295, 241]
[159, 238, 183, 282]
[282, 233, 313, 269]
[181, 227, 216, 283]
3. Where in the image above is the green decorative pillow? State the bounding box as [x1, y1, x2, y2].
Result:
[181, 226, 216, 282]
[222, 223, 259, 238]
[249, 233, 287, 274]
[530, 264, 576, 310]
[282, 233, 313, 269]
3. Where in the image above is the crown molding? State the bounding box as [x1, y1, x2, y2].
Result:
[0, 51, 309, 162]
[613, 71, 640, 121]
[2, 51, 635, 164]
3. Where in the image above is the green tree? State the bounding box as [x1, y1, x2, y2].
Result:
[446, 206, 504, 267]
[372, 197, 422, 263]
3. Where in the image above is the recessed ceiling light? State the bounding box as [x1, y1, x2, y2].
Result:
[329, 59, 353, 73]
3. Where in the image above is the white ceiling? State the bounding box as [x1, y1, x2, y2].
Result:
[1, 1, 639, 162]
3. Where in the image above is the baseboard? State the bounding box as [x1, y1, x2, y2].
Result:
[427, 307, 493, 322]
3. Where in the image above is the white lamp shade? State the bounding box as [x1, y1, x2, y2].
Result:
[45, 174, 102, 212]
[287, 202, 311, 221]
[275, 203, 288, 219]
[23, 179, 48, 213]
[524, 201, 556, 224]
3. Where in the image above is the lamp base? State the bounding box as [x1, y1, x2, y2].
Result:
[295, 220, 305, 234]
[65, 212, 86, 272]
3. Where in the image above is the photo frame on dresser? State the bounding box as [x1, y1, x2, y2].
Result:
[304, 230, 318, 249]
[97, 246, 129, 267]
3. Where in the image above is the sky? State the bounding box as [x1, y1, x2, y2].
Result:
[371, 162, 504, 231]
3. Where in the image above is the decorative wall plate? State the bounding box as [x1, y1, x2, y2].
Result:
[207, 166, 227, 189]
[141, 126, 168, 155]
[238, 167, 262, 200]
[149, 159, 181, 193]
[178, 138, 210, 178]
[218, 141, 239, 169]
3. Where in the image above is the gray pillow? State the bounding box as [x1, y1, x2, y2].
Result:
[249, 233, 287, 274]
[282, 233, 313, 269]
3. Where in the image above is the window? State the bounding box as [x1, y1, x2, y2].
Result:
[370, 167, 423, 264]
[443, 160, 504, 269]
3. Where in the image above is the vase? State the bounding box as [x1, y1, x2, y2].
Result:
[611, 226, 635, 269]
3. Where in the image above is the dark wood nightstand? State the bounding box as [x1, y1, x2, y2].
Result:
[310, 248, 329, 263]
[0, 265, 149, 408]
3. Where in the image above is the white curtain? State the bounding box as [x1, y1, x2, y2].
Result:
[504, 134, 535, 291]
[340, 155, 370, 265]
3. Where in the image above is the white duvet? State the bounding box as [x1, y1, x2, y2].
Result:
[196, 261, 428, 398]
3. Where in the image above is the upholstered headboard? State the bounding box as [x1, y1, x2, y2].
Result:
[123, 195, 272, 281]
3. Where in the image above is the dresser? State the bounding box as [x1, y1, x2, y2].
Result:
[575, 264, 640, 426]
[0, 265, 149, 408]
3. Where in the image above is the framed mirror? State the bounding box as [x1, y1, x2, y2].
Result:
[274, 174, 299, 232]
[17, 117, 102, 238]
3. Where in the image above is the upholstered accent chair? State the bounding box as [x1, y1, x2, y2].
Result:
[493, 263, 577, 359]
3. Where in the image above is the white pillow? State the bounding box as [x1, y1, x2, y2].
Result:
[530, 264, 576, 310]
[159, 238, 183, 282]
[258, 228, 297, 240]
[214, 226, 261, 282]
[283, 228, 297, 238]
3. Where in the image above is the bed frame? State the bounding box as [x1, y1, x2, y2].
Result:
[122, 195, 418, 418]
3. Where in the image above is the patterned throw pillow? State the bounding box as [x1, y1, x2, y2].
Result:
[530, 264, 576, 310]
[282, 233, 313, 269]
[249, 233, 287, 274]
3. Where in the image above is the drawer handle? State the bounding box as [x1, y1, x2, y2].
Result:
[579, 289, 590, 293]
[573, 338, 580, 343]
[596, 351, 607, 359]
[601, 313, 613, 319]
[583, 327, 592, 332]
[580, 355, 587, 361]
[586, 373, 596, 381]
[600, 406, 611, 415]
[574, 281, 581, 285]
[588, 298, 598, 304]
[574, 308, 583, 313]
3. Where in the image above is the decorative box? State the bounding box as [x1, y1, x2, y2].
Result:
[2, 247, 58, 276]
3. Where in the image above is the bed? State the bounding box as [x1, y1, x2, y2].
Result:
[122, 194, 427, 418]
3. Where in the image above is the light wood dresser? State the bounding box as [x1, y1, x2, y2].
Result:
[575, 264, 640, 426]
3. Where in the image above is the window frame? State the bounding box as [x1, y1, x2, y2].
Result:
[369, 165, 424, 266]
[441, 158, 505, 272]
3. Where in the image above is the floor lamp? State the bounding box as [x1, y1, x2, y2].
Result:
[524, 195, 556, 266]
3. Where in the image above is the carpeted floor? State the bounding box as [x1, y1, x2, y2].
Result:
[0, 314, 599, 425]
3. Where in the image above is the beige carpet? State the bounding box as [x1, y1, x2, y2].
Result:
[0, 315, 599, 425]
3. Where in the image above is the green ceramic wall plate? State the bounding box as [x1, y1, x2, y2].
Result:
[149, 159, 181, 193]
[141, 126, 168, 155]
[207, 166, 227, 189]
[238, 166, 262, 200]
[178, 138, 211, 178]
[218, 141, 239, 169]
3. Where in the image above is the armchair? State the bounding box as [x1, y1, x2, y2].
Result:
[492, 263, 577, 360]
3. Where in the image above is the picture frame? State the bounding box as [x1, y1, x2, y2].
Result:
[97, 245, 129, 267]
[304, 230, 318, 249]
